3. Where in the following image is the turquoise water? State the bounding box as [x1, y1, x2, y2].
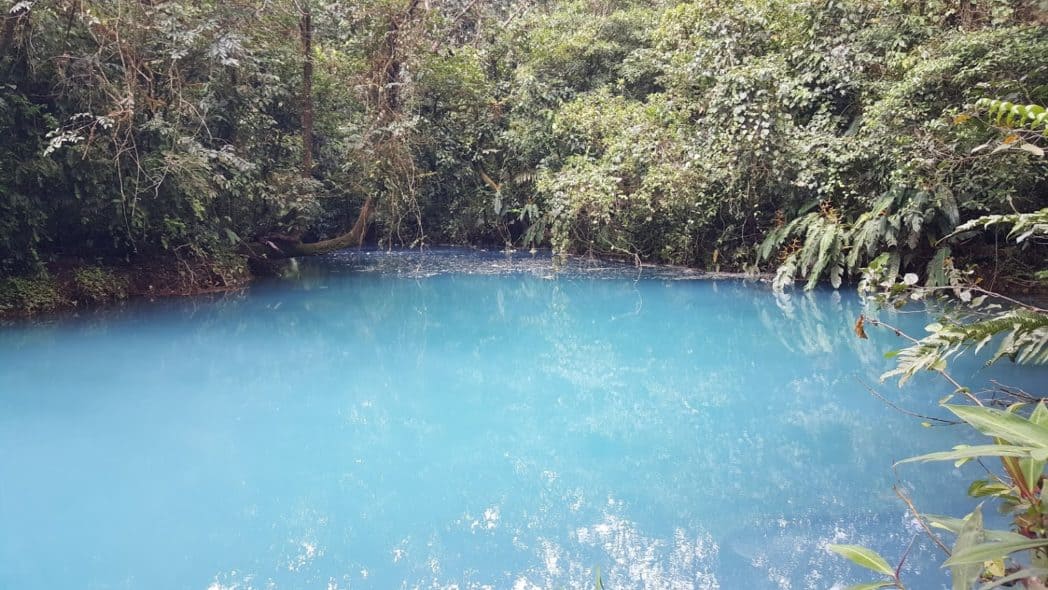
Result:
[1, 249, 1044, 590]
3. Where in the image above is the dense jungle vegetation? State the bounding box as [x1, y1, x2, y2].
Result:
[1, 0, 1046, 312]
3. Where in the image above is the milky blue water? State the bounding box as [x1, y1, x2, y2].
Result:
[1, 248, 1045, 590]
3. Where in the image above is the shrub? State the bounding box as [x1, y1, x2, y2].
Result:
[0, 276, 64, 314]
[72, 267, 128, 305]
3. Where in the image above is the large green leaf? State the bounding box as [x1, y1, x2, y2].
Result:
[1020, 453, 1045, 495]
[925, 515, 1028, 544]
[945, 405, 1048, 448]
[946, 538, 1048, 566]
[950, 507, 985, 590]
[846, 583, 895, 590]
[828, 544, 894, 576]
[898, 444, 1036, 465]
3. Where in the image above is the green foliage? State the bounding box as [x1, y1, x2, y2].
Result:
[0, 0, 380, 274]
[860, 208, 1048, 387]
[0, 0, 1045, 294]
[72, 267, 128, 305]
[484, 0, 1048, 275]
[0, 275, 64, 314]
[900, 406, 1048, 589]
[976, 99, 1048, 133]
[826, 543, 900, 588]
[949, 208, 1048, 245]
[835, 210, 1048, 589]
[826, 544, 895, 575]
[882, 310, 1048, 385]
[834, 400, 1048, 588]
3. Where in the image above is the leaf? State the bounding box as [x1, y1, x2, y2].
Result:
[595, 566, 604, 590]
[926, 247, 951, 288]
[1029, 402, 1048, 427]
[968, 480, 1014, 498]
[830, 264, 844, 289]
[827, 544, 894, 576]
[945, 538, 1048, 567]
[977, 568, 1048, 590]
[925, 516, 1029, 544]
[1020, 453, 1045, 496]
[950, 507, 985, 590]
[945, 405, 1048, 448]
[845, 583, 895, 590]
[984, 558, 1005, 578]
[898, 444, 1037, 464]
[991, 142, 1013, 154]
[971, 142, 992, 154]
[1019, 143, 1045, 157]
[855, 315, 869, 340]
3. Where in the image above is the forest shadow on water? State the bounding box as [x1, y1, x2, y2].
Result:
[1, 249, 1045, 590]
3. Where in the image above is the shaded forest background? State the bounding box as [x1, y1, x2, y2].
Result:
[1, 0, 1046, 309]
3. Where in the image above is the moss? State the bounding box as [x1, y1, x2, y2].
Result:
[72, 266, 128, 304]
[0, 275, 64, 314]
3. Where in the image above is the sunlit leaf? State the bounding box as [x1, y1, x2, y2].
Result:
[828, 544, 894, 576]
[899, 444, 1037, 464]
[855, 315, 869, 340]
[945, 405, 1048, 448]
[950, 507, 985, 590]
[946, 538, 1048, 567]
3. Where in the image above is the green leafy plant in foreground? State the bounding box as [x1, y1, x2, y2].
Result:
[830, 403, 1048, 589]
[832, 210, 1048, 589]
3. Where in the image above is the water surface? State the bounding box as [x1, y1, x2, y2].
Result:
[2, 248, 1044, 589]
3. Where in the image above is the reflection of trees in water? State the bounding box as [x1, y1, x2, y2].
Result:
[755, 288, 882, 371]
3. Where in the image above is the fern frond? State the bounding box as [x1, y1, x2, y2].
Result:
[882, 309, 1048, 385]
[807, 221, 843, 290]
[948, 208, 1048, 244]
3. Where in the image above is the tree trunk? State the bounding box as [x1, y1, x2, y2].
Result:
[285, 197, 375, 256]
[0, 1, 28, 62]
[299, 3, 314, 177]
[250, 197, 375, 259]
[374, 0, 420, 117]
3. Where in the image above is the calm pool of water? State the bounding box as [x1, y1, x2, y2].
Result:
[1, 248, 1044, 589]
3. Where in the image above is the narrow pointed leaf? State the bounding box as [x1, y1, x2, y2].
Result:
[945, 538, 1048, 566]
[828, 544, 894, 576]
[1030, 402, 1048, 427]
[950, 507, 984, 590]
[898, 445, 1036, 465]
[925, 516, 1029, 543]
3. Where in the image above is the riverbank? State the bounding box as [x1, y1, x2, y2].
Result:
[3, 244, 1045, 319]
[0, 255, 251, 319]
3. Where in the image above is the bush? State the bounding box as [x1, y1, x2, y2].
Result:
[72, 267, 128, 305]
[0, 276, 64, 314]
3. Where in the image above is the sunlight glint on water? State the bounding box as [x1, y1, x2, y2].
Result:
[1, 248, 1043, 590]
